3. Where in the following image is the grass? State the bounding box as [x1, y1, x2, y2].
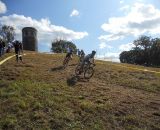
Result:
[0, 52, 160, 130]
[0, 52, 14, 62]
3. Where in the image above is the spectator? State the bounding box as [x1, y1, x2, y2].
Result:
[13, 40, 23, 63]
[6, 42, 13, 53]
[1, 40, 5, 55]
[0, 39, 2, 57]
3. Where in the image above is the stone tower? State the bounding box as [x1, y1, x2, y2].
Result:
[22, 27, 38, 51]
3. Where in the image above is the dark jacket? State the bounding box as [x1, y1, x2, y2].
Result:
[0, 42, 2, 49]
[2, 41, 5, 48]
[14, 41, 22, 52]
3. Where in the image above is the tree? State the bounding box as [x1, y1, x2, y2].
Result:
[119, 35, 160, 67]
[150, 38, 160, 66]
[51, 39, 77, 53]
[0, 25, 15, 46]
[133, 35, 152, 50]
[120, 51, 129, 63]
[133, 35, 152, 65]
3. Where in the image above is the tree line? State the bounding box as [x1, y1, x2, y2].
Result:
[51, 39, 77, 53]
[120, 35, 160, 67]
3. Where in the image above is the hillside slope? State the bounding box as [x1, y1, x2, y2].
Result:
[0, 52, 160, 130]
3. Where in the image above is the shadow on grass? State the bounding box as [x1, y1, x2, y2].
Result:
[67, 75, 79, 86]
[68, 63, 77, 67]
[51, 66, 64, 72]
[0, 81, 10, 88]
[67, 75, 89, 86]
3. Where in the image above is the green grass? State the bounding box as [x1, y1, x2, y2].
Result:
[0, 52, 160, 130]
[0, 80, 108, 130]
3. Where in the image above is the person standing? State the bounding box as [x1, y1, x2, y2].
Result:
[13, 40, 23, 63]
[1, 40, 5, 55]
[0, 39, 2, 57]
[6, 42, 12, 53]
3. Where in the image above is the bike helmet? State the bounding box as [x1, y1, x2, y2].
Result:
[92, 50, 96, 54]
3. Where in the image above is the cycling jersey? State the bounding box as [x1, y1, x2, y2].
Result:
[66, 52, 73, 58]
[83, 54, 94, 63]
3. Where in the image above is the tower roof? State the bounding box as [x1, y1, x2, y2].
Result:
[22, 27, 37, 32]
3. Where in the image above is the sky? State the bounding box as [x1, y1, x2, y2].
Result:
[0, 0, 160, 62]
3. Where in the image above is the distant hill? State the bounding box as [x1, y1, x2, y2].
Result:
[0, 52, 160, 130]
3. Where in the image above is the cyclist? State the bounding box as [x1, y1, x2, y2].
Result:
[63, 49, 73, 65]
[77, 49, 81, 57]
[79, 49, 85, 63]
[79, 50, 96, 73]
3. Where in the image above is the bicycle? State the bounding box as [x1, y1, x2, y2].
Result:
[78, 55, 85, 64]
[63, 56, 71, 69]
[75, 62, 95, 79]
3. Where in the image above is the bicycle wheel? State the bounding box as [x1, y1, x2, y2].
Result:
[63, 58, 69, 69]
[75, 65, 81, 75]
[84, 67, 94, 79]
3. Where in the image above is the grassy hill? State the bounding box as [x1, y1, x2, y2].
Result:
[0, 52, 160, 130]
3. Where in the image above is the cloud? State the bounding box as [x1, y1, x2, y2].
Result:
[96, 52, 120, 62]
[120, 0, 124, 4]
[99, 42, 106, 49]
[0, 1, 7, 14]
[119, 42, 135, 51]
[0, 14, 88, 44]
[70, 9, 79, 17]
[120, 5, 130, 11]
[98, 34, 124, 42]
[99, 42, 113, 49]
[100, 3, 160, 42]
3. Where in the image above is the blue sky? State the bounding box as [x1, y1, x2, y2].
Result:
[0, 0, 160, 61]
